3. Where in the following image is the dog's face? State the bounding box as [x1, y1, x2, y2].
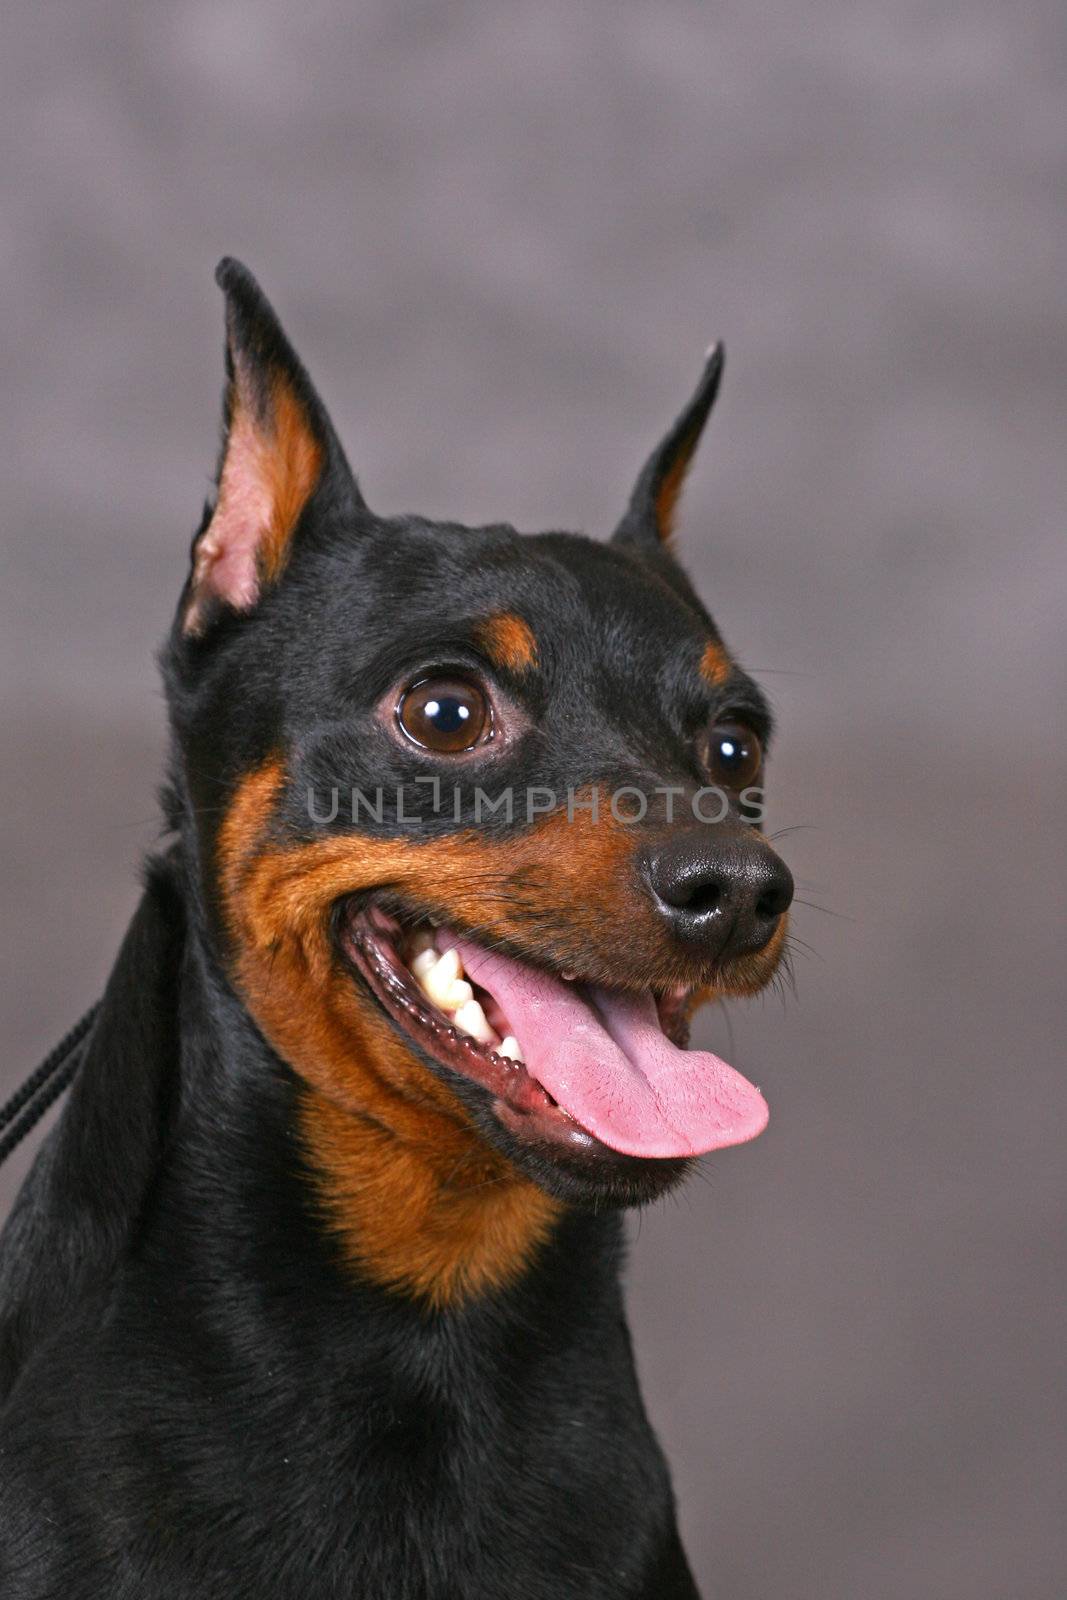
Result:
[166, 261, 792, 1303]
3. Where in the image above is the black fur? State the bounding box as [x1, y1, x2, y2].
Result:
[0, 262, 779, 1598]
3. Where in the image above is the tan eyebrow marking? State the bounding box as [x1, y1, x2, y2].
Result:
[699, 639, 731, 688]
[474, 612, 539, 673]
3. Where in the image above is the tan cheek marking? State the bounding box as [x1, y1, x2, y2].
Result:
[217, 759, 563, 1308]
[699, 639, 732, 688]
[474, 612, 539, 673]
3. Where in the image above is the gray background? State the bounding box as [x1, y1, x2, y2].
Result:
[2, 4, 1064, 1596]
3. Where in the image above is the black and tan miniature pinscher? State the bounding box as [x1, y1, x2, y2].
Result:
[0, 260, 793, 1598]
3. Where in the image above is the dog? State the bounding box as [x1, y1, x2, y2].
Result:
[0, 260, 792, 1599]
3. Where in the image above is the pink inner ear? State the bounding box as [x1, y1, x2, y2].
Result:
[185, 410, 276, 633]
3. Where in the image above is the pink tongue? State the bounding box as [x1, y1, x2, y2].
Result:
[447, 936, 769, 1159]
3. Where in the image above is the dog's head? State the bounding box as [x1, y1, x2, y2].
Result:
[164, 260, 792, 1303]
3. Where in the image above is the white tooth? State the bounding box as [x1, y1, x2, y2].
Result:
[420, 948, 464, 1007]
[442, 979, 473, 1011]
[411, 948, 438, 981]
[498, 1035, 524, 1063]
[453, 998, 496, 1044]
[437, 947, 463, 982]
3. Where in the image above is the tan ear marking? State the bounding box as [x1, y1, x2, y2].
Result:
[653, 419, 703, 543]
[183, 367, 323, 636]
[613, 342, 724, 551]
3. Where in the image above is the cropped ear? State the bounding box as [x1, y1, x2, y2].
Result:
[612, 343, 724, 551]
[182, 258, 361, 636]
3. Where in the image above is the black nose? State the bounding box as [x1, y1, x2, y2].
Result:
[642, 830, 793, 958]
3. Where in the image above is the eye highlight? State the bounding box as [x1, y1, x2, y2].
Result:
[397, 676, 491, 753]
[703, 720, 762, 788]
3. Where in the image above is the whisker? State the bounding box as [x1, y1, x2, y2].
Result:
[792, 898, 852, 921]
[783, 934, 821, 962]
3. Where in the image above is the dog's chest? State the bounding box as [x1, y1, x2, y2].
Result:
[219, 1360, 672, 1599]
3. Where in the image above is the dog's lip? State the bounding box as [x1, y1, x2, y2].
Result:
[338, 900, 611, 1150]
[342, 896, 693, 1043]
[337, 898, 768, 1161]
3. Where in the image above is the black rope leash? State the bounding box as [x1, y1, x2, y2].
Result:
[0, 1002, 100, 1167]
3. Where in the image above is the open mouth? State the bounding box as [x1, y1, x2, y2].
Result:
[341, 902, 769, 1162]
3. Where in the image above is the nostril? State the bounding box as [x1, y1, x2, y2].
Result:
[645, 849, 728, 919]
[755, 886, 784, 920]
[670, 878, 724, 918]
[755, 864, 794, 922]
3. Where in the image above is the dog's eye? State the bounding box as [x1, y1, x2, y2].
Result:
[397, 677, 490, 753]
[704, 721, 762, 787]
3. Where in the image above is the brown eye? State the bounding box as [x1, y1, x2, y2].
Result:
[397, 677, 490, 753]
[705, 721, 762, 787]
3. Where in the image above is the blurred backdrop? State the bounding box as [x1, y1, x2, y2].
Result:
[1, 5, 1064, 1596]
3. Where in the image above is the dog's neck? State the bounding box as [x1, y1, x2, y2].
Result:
[6, 856, 622, 1373]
